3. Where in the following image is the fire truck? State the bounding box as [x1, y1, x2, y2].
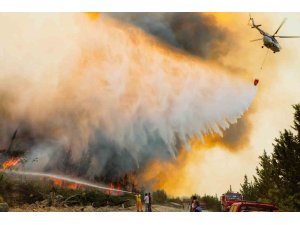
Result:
[220, 192, 243, 211]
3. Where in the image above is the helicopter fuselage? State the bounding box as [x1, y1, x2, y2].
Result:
[263, 35, 281, 52]
[250, 16, 300, 53]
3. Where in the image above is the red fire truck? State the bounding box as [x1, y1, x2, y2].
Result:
[220, 192, 243, 211]
[229, 201, 279, 212]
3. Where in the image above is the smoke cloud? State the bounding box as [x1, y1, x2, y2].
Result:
[0, 13, 256, 181]
[106, 12, 232, 59]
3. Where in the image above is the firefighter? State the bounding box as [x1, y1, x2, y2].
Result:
[136, 193, 143, 212]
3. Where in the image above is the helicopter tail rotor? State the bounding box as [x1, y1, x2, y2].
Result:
[248, 14, 255, 27]
[248, 13, 262, 28]
[248, 13, 252, 26]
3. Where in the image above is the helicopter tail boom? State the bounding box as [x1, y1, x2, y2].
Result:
[249, 16, 265, 36]
[249, 18, 261, 29]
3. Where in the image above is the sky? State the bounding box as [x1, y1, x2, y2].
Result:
[1, 12, 300, 198]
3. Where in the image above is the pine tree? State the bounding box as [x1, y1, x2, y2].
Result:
[240, 175, 258, 201]
[292, 104, 300, 140]
[253, 150, 276, 202]
[271, 105, 300, 211]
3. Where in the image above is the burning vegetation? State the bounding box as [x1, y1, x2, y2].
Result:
[0, 171, 136, 211]
[2, 157, 21, 170]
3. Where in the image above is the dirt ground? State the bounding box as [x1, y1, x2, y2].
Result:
[9, 203, 187, 212]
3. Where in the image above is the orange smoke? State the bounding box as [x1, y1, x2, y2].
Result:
[85, 12, 101, 21]
[141, 135, 237, 196]
[204, 13, 241, 26]
[2, 158, 21, 169]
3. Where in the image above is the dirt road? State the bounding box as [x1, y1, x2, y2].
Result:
[9, 203, 187, 212]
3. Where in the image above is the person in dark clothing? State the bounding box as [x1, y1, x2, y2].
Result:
[194, 201, 202, 212]
[148, 192, 152, 212]
[190, 196, 197, 212]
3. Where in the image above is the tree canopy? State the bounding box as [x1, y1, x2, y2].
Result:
[240, 104, 300, 211]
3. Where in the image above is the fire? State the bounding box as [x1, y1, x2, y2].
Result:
[2, 158, 21, 169]
[116, 183, 122, 196]
[53, 179, 63, 187]
[53, 179, 80, 189]
[66, 183, 80, 189]
[106, 183, 114, 195]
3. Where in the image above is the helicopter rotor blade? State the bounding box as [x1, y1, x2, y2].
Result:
[273, 18, 287, 36]
[274, 35, 300, 38]
[247, 13, 252, 26]
[250, 38, 263, 42]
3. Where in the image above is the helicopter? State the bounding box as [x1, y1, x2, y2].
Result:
[249, 15, 300, 53]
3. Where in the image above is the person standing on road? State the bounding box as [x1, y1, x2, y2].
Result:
[144, 193, 149, 212]
[148, 192, 152, 212]
[136, 193, 143, 212]
[190, 196, 197, 212]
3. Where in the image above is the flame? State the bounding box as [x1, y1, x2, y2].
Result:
[106, 183, 114, 195]
[53, 179, 63, 187]
[116, 183, 122, 196]
[2, 158, 21, 169]
[66, 183, 80, 189]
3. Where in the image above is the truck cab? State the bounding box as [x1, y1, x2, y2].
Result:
[220, 192, 243, 211]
